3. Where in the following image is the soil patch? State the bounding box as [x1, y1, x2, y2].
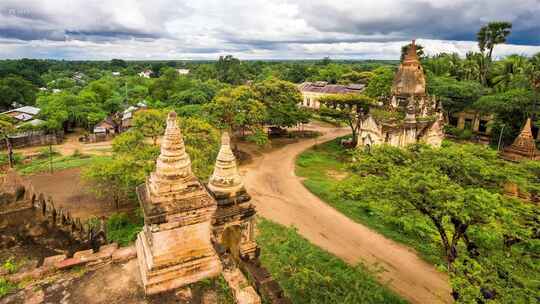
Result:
[24, 168, 132, 220]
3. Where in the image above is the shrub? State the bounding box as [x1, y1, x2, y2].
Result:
[106, 212, 143, 246]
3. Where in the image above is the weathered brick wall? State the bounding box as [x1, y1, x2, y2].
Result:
[0, 131, 64, 149]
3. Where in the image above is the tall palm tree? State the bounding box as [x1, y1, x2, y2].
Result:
[477, 21, 512, 85]
[463, 52, 483, 83]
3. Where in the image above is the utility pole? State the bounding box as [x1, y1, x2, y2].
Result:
[497, 124, 505, 152]
[49, 144, 53, 173]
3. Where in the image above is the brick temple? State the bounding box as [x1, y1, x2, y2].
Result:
[501, 118, 540, 162]
[357, 40, 445, 148]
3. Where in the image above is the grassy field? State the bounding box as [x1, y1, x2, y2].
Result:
[16, 154, 112, 175]
[257, 218, 407, 304]
[295, 138, 443, 265]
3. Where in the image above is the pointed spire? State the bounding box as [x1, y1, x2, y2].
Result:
[501, 117, 540, 161]
[208, 132, 244, 196]
[403, 39, 420, 65]
[147, 111, 194, 198]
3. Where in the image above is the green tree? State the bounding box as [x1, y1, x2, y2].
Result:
[252, 78, 311, 127]
[0, 75, 37, 110]
[204, 85, 267, 145]
[132, 109, 166, 145]
[477, 21, 512, 85]
[216, 55, 246, 85]
[427, 76, 484, 115]
[318, 94, 376, 146]
[364, 67, 395, 100]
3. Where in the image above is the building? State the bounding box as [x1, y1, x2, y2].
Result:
[1, 106, 41, 124]
[138, 70, 153, 78]
[357, 40, 444, 148]
[449, 110, 494, 136]
[112, 71, 121, 76]
[176, 68, 190, 75]
[93, 116, 117, 135]
[500, 118, 540, 162]
[120, 102, 147, 130]
[298, 81, 365, 109]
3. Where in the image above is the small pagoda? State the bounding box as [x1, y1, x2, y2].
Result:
[501, 118, 540, 162]
[135, 111, 221, 295]
[208, 132, 258, 261]
[357, 40, 444, 148]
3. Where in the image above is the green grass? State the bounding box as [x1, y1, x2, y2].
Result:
[0, 278, 17, 298]
[295, 137, 443, 265]
[16, 154, 112, 175]
[104, 212, 143, 247]
[195, 276, 235, 304]
[257, 218, 407, 304]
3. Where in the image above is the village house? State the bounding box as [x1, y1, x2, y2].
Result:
[120, 102, 147, 130]
[138, 70, 153, 78]
[357, 40, 445, 148]
[298, 81, 365, 109]
[177, 68, 190, 75]
[93, 116, 117, 135]
[1, 106, 41, 125]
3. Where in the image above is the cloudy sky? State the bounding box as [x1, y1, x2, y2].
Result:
[1, 0, 540, 60]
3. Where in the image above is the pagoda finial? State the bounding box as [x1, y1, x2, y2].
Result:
[208, 132, 244, 197]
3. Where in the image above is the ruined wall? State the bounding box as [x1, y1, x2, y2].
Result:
[0, 131, 64, 149]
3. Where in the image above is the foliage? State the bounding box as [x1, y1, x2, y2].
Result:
[105, 212, 143, 246]
[252, 78, 311, 127]
[364, 67, 395, 100]
[179, 117, 220, 180]
[204, 85, 267, 145]
[444, 126, 474, 140]
[132, 109, 166, 145]
[297, 138, 540, 303]
[0, 75, 37, 110]
[0, 278, 16, 298]
[318, 94, 376, 146]
[258, 218, 406, 304]
[427, 76, 485, 114]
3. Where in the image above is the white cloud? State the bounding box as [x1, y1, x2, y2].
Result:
[0, 0, 539, 59]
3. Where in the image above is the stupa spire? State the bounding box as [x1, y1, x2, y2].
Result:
[208, 132, 244, 196]
[501, 117, 540, 161]
[147, 111, 193, 199]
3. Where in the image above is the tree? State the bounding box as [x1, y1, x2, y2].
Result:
[110, 59, 127, 69]
[132, 109, 166, 145]
[477, 21, 512, 85]
[0, 75, 37, 110]
[0, 115, 15, 168]
[204, 85, 267, 145]
[477, 22, 512, 61]
[252, 78, 311, 128]
[491, 55, 530, 92]
[364, 67, 395, 100]
[318, 94, 376, 146]
[427, 76, 484, 115]
[216, 55, 246, 85]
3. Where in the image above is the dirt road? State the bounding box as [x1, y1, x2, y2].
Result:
[242, 124, 452, 304]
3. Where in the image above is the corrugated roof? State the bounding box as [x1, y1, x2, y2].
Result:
[298, 82, 365, 94]
[1, 106, 40, 116]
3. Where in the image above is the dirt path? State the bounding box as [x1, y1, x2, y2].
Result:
[242, 124, 453, 304]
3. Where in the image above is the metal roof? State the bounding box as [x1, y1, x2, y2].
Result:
[298, 82, 365, 94]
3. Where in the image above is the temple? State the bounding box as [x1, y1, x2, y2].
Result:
[135, 111, 222, 294]
[500, 118, 540, 162]
[208, 132, 258, 261]
[357, 40, 445, 148]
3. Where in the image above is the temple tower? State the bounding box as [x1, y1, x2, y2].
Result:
[357, 40, 444, 148]
[209, 132, 258, 261]
[136, 111, 221, 295]
[501, 118, 540, 161]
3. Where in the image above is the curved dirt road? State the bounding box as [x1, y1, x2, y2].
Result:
[242, 124, 452, 304]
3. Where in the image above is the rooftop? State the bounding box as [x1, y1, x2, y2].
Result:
[298, 82, 365, 94]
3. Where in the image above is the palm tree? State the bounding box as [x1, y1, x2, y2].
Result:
[491, 55, 530, 91]
[477, 21, 512, 85]
[463, 52, 483, 83]
[0, 115, 15, 168]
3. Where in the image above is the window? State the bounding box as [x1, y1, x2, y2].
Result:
[307, 98, 311, 107]
[449, 116, 458, 127]
[464, 118, 473, 130]
[478, 120, 488, 133]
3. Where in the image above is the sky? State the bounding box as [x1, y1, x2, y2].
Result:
[1, 0, 540, 60]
